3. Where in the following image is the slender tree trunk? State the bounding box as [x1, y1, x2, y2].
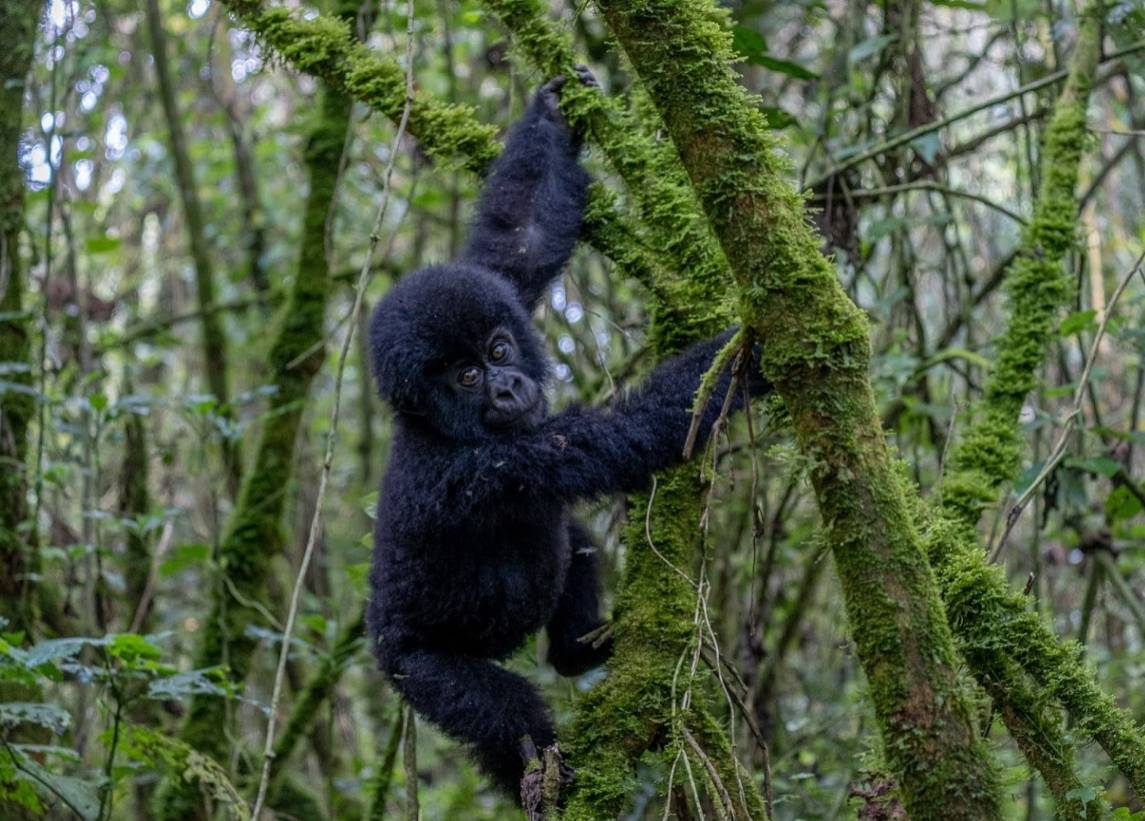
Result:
[0, 0, 43, 639]
[144, 0, 239, 491]
[154, 21, 358, 821]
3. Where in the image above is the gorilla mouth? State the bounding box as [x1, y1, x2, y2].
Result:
[483, 393, 545, 430]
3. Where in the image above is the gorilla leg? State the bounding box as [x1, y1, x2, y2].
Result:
[385, 648, 554, 793]
[546, 522, 612, 676]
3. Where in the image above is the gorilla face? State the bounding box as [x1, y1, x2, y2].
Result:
[370, 263, 550, 441]
[442, 328, 545, 431]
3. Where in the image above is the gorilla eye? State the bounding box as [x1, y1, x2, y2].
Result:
[489, 341, 510, 362]
[458, 366, 481, 387]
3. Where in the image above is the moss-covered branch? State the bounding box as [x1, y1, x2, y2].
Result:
[592, 2, 1002, 817]
[153, 38, 356, 820]
[941, 3, 1101, 524]
[0, 0, 41, 639]
[217, 0, 662, 294]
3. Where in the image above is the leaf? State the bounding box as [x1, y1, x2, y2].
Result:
[9, 751, 101, 820]
[159, 543, 212, 578]
[930, 0, 987, 8]
[910, 132, 943, 164]
[849, 34, 897, 64]
[732, 24, 768, 59]
[84, 236, 121, 254]
[23, 637, 102, 668]
[147, 669, 228, 701]
[1060, 309, 1097, 336]
[121, 725, 248, 820]
[747, 54, 819, 80]
[0, 702, 71, 734]
[107, 633, 163, 663]
[1063, 456, 1121, 478]
[760, 106, 799, 129]
[925, 347, 993, 371]
[1105, 485, 1144, 522]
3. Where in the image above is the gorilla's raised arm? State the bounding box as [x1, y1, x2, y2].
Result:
[460, 72, 592, 307]
[434, 332, 769, 514]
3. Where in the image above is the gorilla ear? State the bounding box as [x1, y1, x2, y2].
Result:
[368, 300, 424, 412]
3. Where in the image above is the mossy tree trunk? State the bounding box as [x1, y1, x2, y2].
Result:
[153, 22, 358, 819]
[590, 2, 1003, 817]
[0, 0, 43, 640]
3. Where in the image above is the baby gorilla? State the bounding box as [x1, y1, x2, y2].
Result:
[367, 70, 769, 798]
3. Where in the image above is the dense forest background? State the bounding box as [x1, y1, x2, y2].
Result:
[1, 0, 1144, 818]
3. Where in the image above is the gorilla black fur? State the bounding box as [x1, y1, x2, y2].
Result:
[367, 72, 769, 797]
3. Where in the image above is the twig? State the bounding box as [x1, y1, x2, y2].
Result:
[989, 248, 1145, 561]
[403, 704, 419, 821]
[811, 180, 1027, 224]
[248, 4, 416, 817]
[682, 726, 734, 820]
[128, 518, 174, 634]
[644, 475, 698, 587]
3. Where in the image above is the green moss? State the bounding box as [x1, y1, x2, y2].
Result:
[564, 468, 704, 819]
[926, 516, 1145, 798]
[592, 2, 1003, 817]
[482, 0, 731, 328]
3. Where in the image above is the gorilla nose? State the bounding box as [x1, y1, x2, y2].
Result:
[490, 372, 523, 405]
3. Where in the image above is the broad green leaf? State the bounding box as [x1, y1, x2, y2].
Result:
[849, 34, 897, 63]
[84, 236, 121, 254]
[749, 54, 819, 80]
[1060, 309, 1097, 336]
[1106, 485, 1144, 521]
